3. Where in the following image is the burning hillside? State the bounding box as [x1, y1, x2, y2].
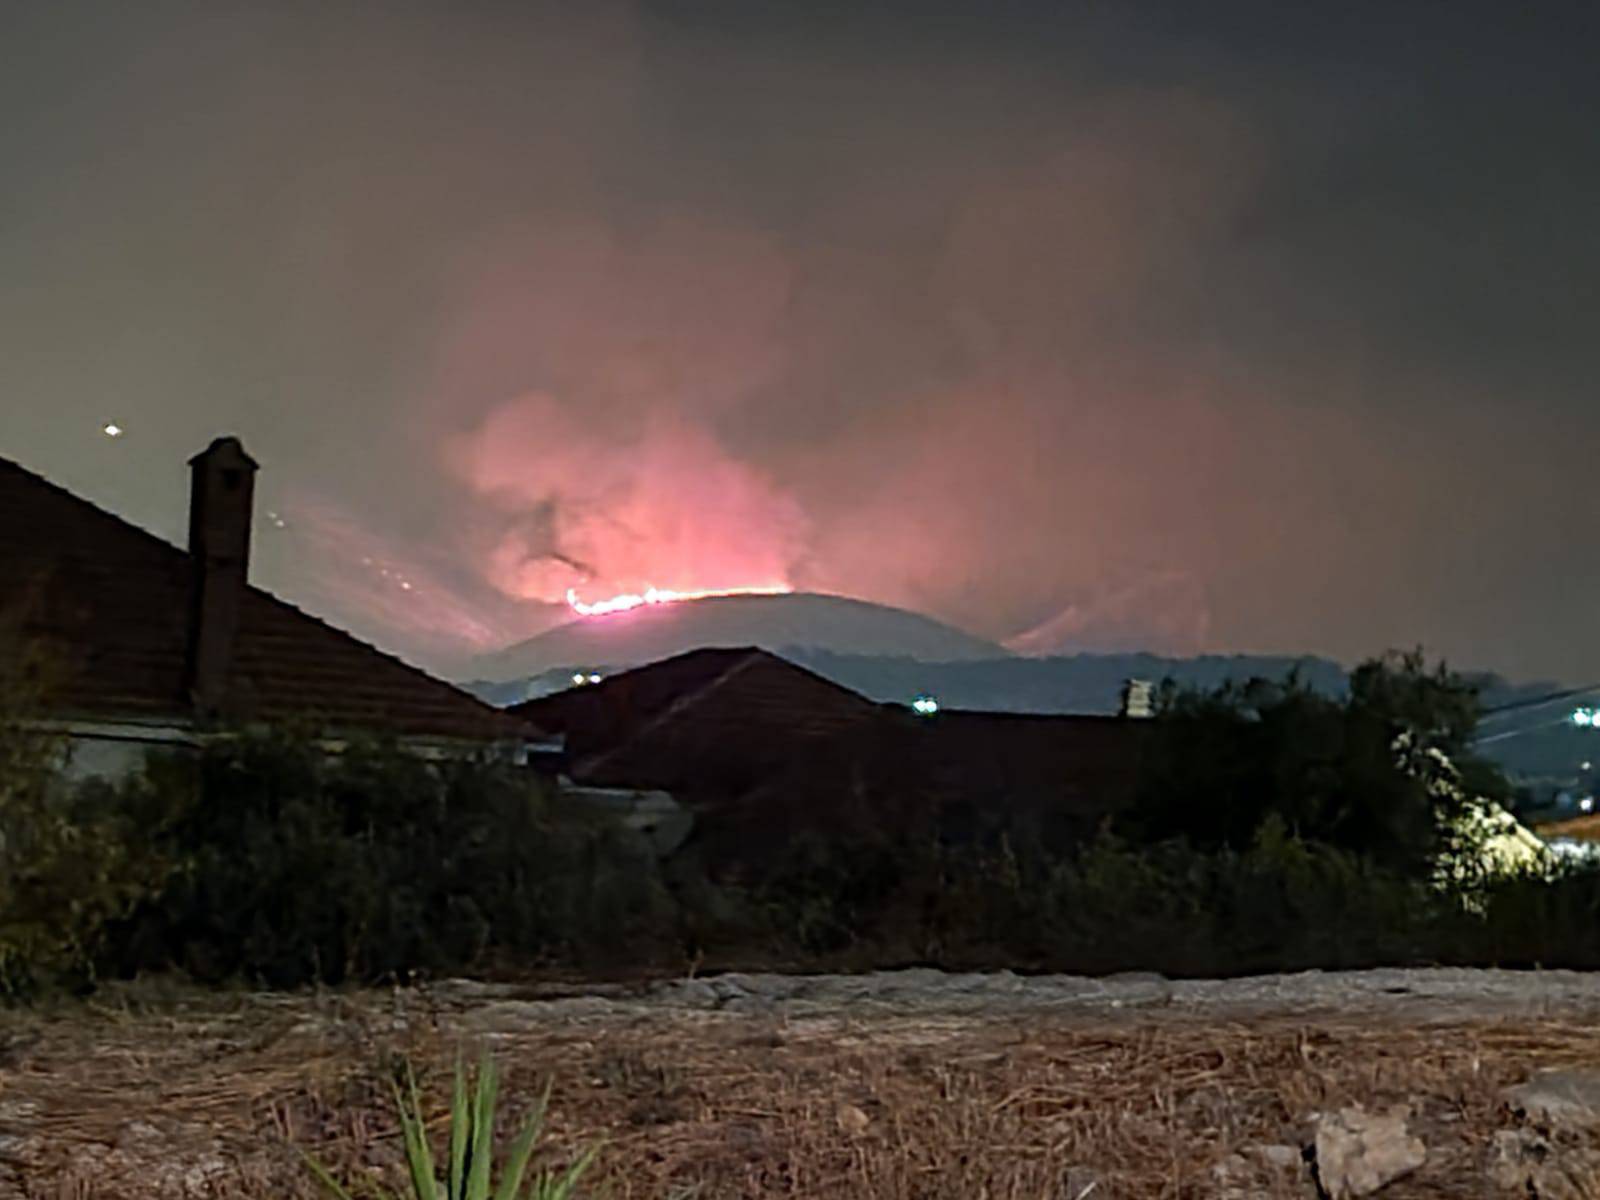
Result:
[470, 590, 1008, 683]
[565, 583, 793, 617]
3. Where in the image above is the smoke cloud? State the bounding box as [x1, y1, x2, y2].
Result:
[3, 2, 1597, 679]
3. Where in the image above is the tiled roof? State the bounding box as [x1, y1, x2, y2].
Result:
[737, 707, 1149, 818]
[894, 708, 1151, 810]
[511, 646, 884, 792]
[696, 708, 1152, 873]
[514, 646, 1149, 846]
[0, 454, 535, 743]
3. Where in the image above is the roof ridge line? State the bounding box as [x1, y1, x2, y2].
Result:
[243, 587, 517, 723]
[573, 649, 764, 778]
[0, 454, 197, 560]
[0, 452, 534, 736]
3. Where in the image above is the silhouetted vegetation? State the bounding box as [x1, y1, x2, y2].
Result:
[1120, 650, 1503, 874]
[6, 647, 1600, 995]
[0, 626, 171, 997]
[100, 730, 674, 987]
[745, 820, 1600, 976]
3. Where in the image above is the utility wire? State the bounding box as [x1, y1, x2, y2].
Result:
[1477, 682, 1600, 722]
[1473, 714, 1591, 747]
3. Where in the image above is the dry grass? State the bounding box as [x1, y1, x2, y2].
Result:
[2, 980, 1597, 1198]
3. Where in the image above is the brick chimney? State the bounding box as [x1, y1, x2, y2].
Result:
[184, 436, 258, 716]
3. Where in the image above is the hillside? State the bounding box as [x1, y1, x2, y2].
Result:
[468, 591, 1008, 684]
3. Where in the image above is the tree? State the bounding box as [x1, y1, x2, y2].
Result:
[1120, 651, 1507, 877]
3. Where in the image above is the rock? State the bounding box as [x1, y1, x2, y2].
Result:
[1246, 1142, 1305, 1171]
[1489, 1128, 1600, 1198]
[835, 1103, 870, 1137]
[1211, 1152, 1252, 1191]
[661, 979, 718, 1008]
[1100, 971, 1175, 1009]
[1212, 1145, 1313, 1198]
[1312, 1104, 1426, 1198]
[1505, 1070, 1600, 1129]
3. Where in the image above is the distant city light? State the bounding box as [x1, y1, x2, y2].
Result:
[588, 673, 602, 684]
[1574, 708, 1597, 727]
[1582, 797, 1595, 814]
[911, 694, 940, 716]
[102, 422, 123, 438]
[571, 672, 586, 685]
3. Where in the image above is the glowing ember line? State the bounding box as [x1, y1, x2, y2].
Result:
[566, 584, 793, 617]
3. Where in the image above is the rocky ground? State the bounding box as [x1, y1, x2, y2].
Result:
[6, 967, 1600, 1197]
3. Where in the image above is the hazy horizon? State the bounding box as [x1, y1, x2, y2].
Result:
[5, 2, 1597, 682]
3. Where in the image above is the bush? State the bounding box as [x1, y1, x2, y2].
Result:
[1120, 651, 1507, 877]
[307, 1053, 596, 1200]
[6, 645, 1597, 992]
[743, 816, 1597, 977]
[0, 633, 171, 997]
[105, 730, 677, 987]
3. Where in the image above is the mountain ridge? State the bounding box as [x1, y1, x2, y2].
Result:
[469, 591, 1009, 684]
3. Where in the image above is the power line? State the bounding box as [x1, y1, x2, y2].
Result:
[1473, 714, 1588, 747]
[1477, 682, 1600, 722]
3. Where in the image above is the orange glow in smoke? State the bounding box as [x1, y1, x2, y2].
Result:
[566, 583, 793, 617]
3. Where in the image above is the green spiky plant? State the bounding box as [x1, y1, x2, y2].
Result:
[307, 1054, 597, 1200]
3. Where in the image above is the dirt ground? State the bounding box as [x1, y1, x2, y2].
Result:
[5, 967, 1600, 1198]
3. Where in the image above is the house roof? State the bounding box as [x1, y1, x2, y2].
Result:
[741, 707, 1150, 818]
[0, 453, 535, 743]
[515, 645, 1149, 849]
[511, 646, 885, 792]
[685, 706, 1151, 875]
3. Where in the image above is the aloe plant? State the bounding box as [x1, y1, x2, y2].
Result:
[307, 1054, 597, 1200]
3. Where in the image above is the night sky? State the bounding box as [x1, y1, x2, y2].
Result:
[4, 1, 1597, 680]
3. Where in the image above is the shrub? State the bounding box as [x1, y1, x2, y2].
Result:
[307, 1053, 595, 1200]
[105, 730, 677, 987]
[0, 630, 171, 996]
[1122, 651, 1509, 878]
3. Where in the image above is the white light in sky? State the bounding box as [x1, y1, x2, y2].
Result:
[102, 423, 123, 438]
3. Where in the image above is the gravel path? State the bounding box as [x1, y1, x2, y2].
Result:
[428, 965, 1600, 1025]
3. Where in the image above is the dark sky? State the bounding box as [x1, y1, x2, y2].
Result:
[4, 1, 1598, 680]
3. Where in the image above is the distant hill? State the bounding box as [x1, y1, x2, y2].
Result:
[463, 640, 1581, 790]
[467, 591, 1009, 685]
[459, 592, 1582, 789]
[465, 639, 1347, 712]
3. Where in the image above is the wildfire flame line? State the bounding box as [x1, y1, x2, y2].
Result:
[565, 584, 793, 617]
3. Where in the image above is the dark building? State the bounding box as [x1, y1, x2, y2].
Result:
[515, 647, 1151, 873]
[1, 437, 543, 777]
[511, 645, 883, 797]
